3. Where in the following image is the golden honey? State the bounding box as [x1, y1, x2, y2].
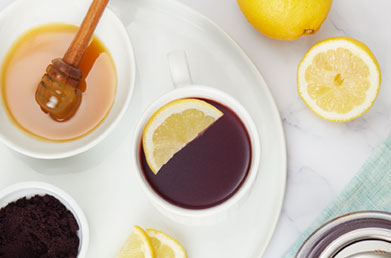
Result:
[1, 23, 117, 141]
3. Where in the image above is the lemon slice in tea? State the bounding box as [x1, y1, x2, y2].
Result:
[142, 98, 223, 174]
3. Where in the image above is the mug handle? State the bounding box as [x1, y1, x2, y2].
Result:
[167, 50, 193, 88]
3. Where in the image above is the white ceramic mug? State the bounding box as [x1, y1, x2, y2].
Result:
[132, 51, 260, 225]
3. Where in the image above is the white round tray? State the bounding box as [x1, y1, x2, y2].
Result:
[0, 0, 286, 257]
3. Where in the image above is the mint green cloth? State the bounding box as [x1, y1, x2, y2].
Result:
[284, 135, 391, 258]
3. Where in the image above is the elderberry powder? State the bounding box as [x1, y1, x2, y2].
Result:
[0, 194, 80, 258]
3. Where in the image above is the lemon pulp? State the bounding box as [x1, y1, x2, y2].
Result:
[142, 98, 223, 174]
[298, 37, 381, 121]
[117, 225, 155, 258]
[146, 229, 187, 258]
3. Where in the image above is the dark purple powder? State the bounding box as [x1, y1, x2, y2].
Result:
[0, 194, 80, 258]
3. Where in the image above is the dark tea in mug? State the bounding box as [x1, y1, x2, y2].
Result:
[140, 98, 252, 210]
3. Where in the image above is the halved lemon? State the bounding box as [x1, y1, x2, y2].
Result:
[146, 229, 187, 258]
[117, 225, 155, 258]
[142, 98, 223, 174]
[297, 37, 381, 122]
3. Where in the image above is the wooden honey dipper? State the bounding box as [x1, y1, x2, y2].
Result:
[35, 0, 109, 121]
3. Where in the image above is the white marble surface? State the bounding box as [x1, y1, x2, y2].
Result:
[0, 0, 390, 257]
[177, 0, 391, 257]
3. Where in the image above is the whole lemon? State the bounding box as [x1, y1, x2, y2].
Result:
[237, 0, 332, 40]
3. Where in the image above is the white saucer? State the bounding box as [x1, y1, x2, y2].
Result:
[0, 0, 286, 257]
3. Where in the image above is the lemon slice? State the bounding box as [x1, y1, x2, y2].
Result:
[142, 98, 223, 174]
[146, 229, 187, 258]
[297, 37, 381, 122]
[117, 225, 155, 258]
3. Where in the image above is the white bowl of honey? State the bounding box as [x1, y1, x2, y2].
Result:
[0, 0, 136, 159]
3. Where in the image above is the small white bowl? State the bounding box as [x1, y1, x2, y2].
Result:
[0, 0, 136, 159]
[0, 182, 89, 258]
